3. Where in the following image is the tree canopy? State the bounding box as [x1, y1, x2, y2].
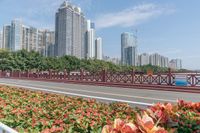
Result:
[0, 49, 170, 73]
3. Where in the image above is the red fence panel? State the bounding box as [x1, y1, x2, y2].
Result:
[0, 69, 200, 88]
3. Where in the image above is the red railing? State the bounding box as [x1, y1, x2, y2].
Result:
[0, 70, 200, 87]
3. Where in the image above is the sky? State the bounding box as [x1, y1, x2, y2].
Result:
[0, 0, 200, 70]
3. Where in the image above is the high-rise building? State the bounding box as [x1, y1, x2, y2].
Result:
[124, 46, 137, 66]
[95, 37, 102, 60]
[169, 59, 182, 70]
[121, 32, 137, 66]
[2, 20, 54, 56]
[150, 53, 161, 66]
[22, 25, 29, 50]
[2, 25, 11, 50]
[0, 31, 2, 49]
[138, 53, 150, 66]
[28, 27, 38, 52]
[149, 53, 169, 67]
[43, 30, 55, 57]
[162, 56, 169, 68]
[10, 19, 23, 51]
[22, 26, 42, 53]
[86, 20, 95, 59]
[55, 1, 86, 58]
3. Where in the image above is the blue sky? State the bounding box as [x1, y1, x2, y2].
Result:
[0, 0, 200, 70]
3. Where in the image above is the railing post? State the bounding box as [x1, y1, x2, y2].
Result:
[18, 70, 21, 78]
[140, 73, 143, 84]
[64, 69, 67, 80]
[49, 69, 52, 79]
[158, 73, 161, 85]
[191, 74, 195, 87]
[80, 69, 83, 81]
[102, 69, 107, 82]
[26, 70, 28, 78]
[68, 71, 70, 80]
[132, 68, 135, 84]
[168, 68, 172, 85]
[36, 70, 39, 78]
[10, 70, 12, 77]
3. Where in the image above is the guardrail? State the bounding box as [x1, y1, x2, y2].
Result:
[0, 69, 199, 88]
[0, 122, 18, 133]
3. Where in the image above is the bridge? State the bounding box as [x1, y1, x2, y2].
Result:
[0, 69, 200, 93]
[1, 70, 200, 133]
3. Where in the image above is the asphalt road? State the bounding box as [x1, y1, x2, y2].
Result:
[0, 78, 200, 108]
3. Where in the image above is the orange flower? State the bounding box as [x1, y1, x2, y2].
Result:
[137, 112, 168, 133]
[121, 123, 138, 133]
[114, 119, 125, 129]
[102, 125, 112, 133]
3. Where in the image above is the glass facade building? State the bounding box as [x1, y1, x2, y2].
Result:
[2, 25, 11, 50]
[121, 32, 137, 66]
[10, 20, 23, 51]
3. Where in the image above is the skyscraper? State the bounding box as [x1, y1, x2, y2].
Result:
[121, 32, 137, 66]
[124, 46, 137, 66]
[55, 1, 86, 58]
[95, 37, 102, 60]
[10, 19, 23, 51]
[86, 20, 95, 59]
[2, 25, 11, 50]
[43, 30, 55, 57]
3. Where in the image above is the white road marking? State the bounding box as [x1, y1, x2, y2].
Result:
[0, 82, 153, 106]
[0, 80, 176, 102]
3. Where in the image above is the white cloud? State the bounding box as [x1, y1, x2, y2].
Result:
[95, 3, 175, 30]
[22, 0, 93, 29]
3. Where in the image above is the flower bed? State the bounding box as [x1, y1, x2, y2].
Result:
[0, 86, 200, 133]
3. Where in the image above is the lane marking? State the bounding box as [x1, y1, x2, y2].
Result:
[0, 82, 153, 106]
[0, 80, 176, 102]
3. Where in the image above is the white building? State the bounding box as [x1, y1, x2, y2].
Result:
[138, 53, 150, 66]
[95, 37, 102, 60]
[2, 19, 54, 56]
[86, 20, 95, 59]
[149, 53, 169, 67]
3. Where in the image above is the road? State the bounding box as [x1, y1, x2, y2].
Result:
[0, 78, 200, 108]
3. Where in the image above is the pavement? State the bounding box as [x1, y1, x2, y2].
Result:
[0, 78, 200, 108]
